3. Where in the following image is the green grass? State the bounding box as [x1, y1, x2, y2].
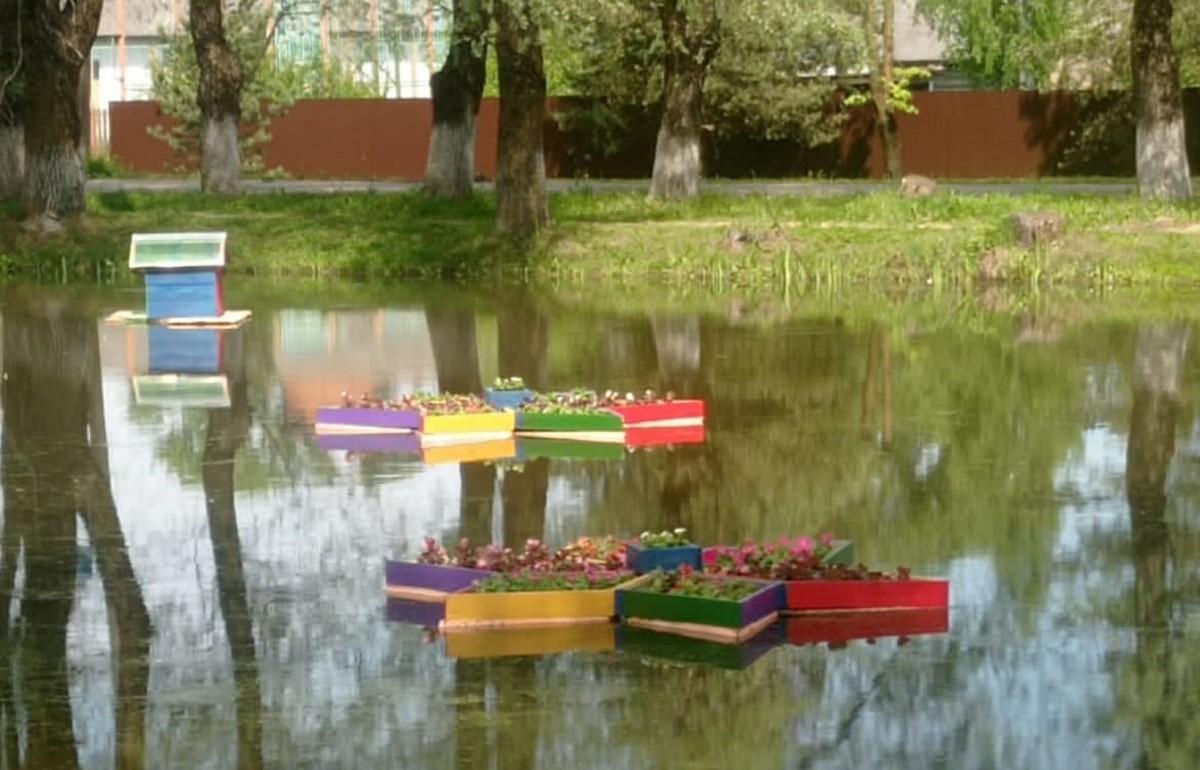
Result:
[3, 188, 1200, 287]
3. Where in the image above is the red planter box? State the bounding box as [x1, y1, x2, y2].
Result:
[786, 608, 949, 646]
[784, 578, 948, 613]
[607, 400, 705, 427]
[624, 425, 707, 448]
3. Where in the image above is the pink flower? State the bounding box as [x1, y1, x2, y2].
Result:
[820, 532, 834, 547]
[793, 537, 813, 556]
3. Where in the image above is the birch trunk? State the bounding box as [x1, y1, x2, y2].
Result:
[1132, 0, 1192, 200]
[191, 0, 243, 194]
[425, 0, 487, 198]
[0, 122, 24, 199]
[649, 0, 715, 200]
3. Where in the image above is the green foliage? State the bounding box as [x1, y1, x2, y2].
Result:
[150, 6, 374, 174]
[85, 155, 128, 178]
[844, 66, 931, 115]
[637, 528, 693, 548]
[639, 568, 763, 600]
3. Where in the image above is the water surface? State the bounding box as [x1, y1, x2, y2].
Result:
[0, 282, 1197, 769]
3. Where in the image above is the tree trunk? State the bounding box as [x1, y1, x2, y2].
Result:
[0, 121, 23, 198]
[425, 0, 487, 198]
[1132, 0, 1192, 200]
[865, 0, 902, 179]
[21, 0, 103, 222]
[191, 0, 243, 194]
[650, 62, 703, 199]
[494, 0, 549, 236]
[650, 0, 712, 200]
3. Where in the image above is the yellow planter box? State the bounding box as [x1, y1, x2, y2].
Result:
[445, 624, 616, 658]
[442, 574, 638, 630]
[422, 412, 515, 435]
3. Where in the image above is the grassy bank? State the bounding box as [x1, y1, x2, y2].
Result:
[2, 188, 1200, 286]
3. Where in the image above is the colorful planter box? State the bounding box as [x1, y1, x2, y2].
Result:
[517, 438, 625, 461]
[607, 400, 706, 427]
[445, 624, 616, 659]
[384, 560, 491, 603]
[624, 425, 707, 448]
[626, 543, 703, 574]
[784, 577, 949, 614]
[516, 411, 624, 433]
[385, 598, 446, 628]
[317, 432, 422, 454]
[442, 573, 638, 631]
[316, 433, 515, 463]
[315, 406, 514, 436]
[617, 575, 784, 644]
[484, 388, 536, 410]
[617, 624, 782, 670]
[786, 607, 949, 647]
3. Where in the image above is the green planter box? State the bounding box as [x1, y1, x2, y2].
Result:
[617, 574, 783, 644]
[516, 411, 624, 433]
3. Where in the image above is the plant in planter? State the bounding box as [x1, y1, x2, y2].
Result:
[385, 537, 493, 602]
[626, 528, 702, 573]
[484, 376, 535, 409]
[618, 566, 783, 644]
[702, 533, 853, 578]
[443, 567, 639, 630]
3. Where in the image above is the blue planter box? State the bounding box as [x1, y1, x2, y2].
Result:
[484, 388, 535, 409]
[626, 543, 702, 574]
[145, 269, 223, 319]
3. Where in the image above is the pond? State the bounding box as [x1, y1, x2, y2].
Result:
[0, 281, 1197, 769]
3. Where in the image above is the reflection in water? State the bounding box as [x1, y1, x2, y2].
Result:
[203, 340, 264, 770]
[1, 300, 152, 770]
[1125, 324, 1196, 769]
[2, 285, 1200, 768]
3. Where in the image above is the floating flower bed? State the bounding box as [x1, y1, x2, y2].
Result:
[617, 567, 783, 644]
[387, 536, 619, 603]
[785, 607, 949, 647]
[514, 390, 625, 437]
[445, 624, 616, 659]
[617, 624, 782, 670]
[625, 528, 703, 573]
[703, 539, 948, 613]
[316, 392, 514, 436]
[596, 389, 706, 427]
[442, 570, 639, 630]
[483, 376, 535, 410]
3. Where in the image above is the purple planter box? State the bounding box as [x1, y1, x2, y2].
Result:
[316, 433, 422, 454]
[386, 598, 446, 628]
[626, 543, 703, 574]
[316, 406, 421, 432]
[384, 559, 490, 602]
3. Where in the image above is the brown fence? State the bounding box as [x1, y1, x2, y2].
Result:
[108, 90, 1200, 180]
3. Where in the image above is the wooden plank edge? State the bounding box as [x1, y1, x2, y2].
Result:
[419, 431, 515, 447]
[439, 616, 613, 632]
[385, 585, 452, 602]
[513, 430, 626, 443]
[624, 417, 705, 428]
[314, 423, 414, 436]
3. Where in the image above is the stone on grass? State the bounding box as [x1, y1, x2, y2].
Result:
[900, 174, 937, 197]
[1011, 212, 1063, 248]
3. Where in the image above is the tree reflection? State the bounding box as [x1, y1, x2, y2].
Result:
[202, 342, 264, 770]
[498, 299, 550, 547]
[426, 307, 496, 545]
[0, 301, 152, 770]
[1124, 323, 1197, 768]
